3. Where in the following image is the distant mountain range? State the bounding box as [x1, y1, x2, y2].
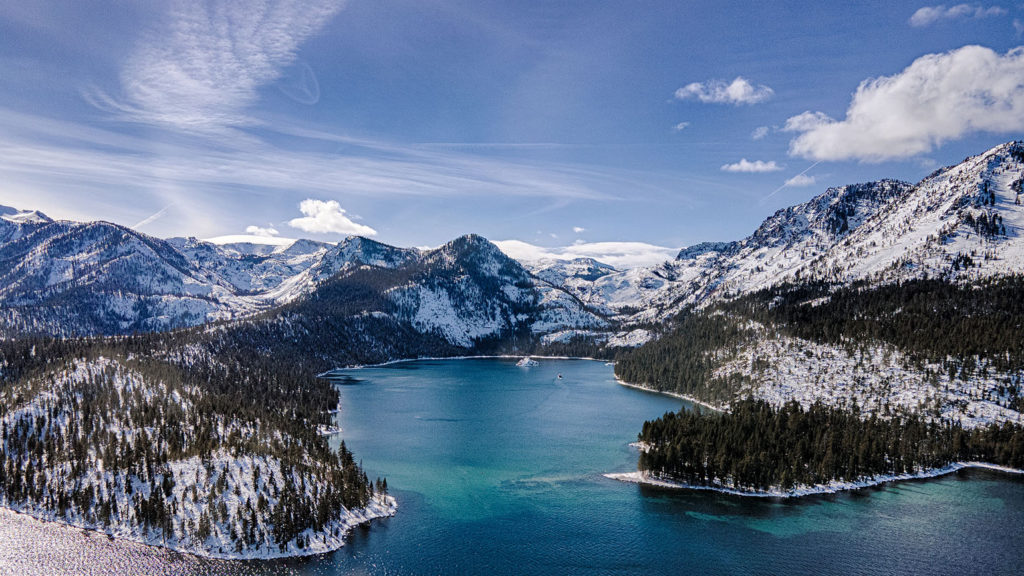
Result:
[3, 140, 1024, 350]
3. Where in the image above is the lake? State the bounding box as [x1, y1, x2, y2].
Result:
[1, 358, 1022, 575]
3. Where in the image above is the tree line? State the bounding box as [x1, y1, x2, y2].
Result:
[639, 399, 1024, 492]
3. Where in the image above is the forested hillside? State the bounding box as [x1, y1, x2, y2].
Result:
[0, 335, 393, 559]
[616, 277, 1024, 421]
[618, 277, 1024, 492]
[638, 399, 1024, 493]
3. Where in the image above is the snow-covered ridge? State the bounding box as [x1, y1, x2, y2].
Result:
[5, 141, 1024, 347]
[544, 141, 1024, 331]
[0, 216, 606, 346]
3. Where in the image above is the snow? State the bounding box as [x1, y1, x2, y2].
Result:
[706, 320, 1024, 428]
[604, 462, 1024, 498]
[0, 356, 397, 560]
[535, 142, 1024, 329]
[606, 329, 654, 348]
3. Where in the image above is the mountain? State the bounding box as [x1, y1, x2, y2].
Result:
[0, 218, 605, 345]
[0, 219, 245, 336]
[611, 142, 1024, 436]
[5, 142, 1024, 348]
[197, 234, 609, 369]
[553, 141, 1024, 333]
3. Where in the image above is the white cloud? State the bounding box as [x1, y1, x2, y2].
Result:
[784, 173, 816, 187]
[751, 126, 771, 140]
[573, 226, 585, 233]
[494, 240, 678, 269]
[673, 121, 690, 131]
[674, 77, 774, 105]
[783, 111, 834, 132]
[909, 4, 1006, 27]
[1014, 18, 1024, 36]
[245, 224, 279, 237]
[786, 45, 1024, 162]
[98, 0, 343, 132]
[288, 199, 377, 236]
[721, 159, 782, 173]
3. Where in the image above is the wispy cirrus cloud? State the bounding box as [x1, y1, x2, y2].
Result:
[721, 159, 782, 173]
[675, 77, 774, 105]
[785, 45, 1024, 162]
[908, 4, 1006, 27]
[0, 106, 637, 239]
[90, 0, 344, 132]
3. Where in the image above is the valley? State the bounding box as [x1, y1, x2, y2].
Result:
[3, 141, 1024, 559]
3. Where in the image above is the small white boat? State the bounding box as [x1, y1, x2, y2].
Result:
[516, 356, 539, 367]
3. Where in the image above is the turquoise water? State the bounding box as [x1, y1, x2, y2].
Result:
[2, 358, 1023, 575]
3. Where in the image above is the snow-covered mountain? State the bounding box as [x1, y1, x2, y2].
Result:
[4, 140, 1024, 345]
[545, 141, 1024, 331]
[0, 215, 606, 346]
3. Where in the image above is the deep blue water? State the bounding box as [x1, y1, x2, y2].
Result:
[2, 358, 1023, 575]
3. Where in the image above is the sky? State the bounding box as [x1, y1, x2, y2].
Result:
[1, 1, 1023, 267]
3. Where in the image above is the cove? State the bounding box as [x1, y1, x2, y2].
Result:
[2, 358, 1023, 575]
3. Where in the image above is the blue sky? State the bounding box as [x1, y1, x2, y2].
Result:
[1, 1, 1023, 266]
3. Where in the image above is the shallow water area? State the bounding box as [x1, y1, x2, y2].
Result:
[2, 358, 1023, 575]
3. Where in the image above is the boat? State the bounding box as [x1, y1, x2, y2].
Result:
[516, 356, 539, 367]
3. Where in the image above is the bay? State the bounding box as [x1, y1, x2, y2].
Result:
[1, 358, 1022, 575]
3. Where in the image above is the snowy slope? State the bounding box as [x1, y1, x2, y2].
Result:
[383, 235, 607, 348]
[559, 141, 1024, 331]
[0, 354, 395, 559]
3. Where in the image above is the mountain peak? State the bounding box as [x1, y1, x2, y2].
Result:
[0, 206, 52, 225]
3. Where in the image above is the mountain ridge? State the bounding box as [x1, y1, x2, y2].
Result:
[4, 140, 1024, 350]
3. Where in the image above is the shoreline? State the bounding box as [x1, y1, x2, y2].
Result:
[323, 355, 710, 410]
[604, 462, 1024, 498]
[319, 353, 612, 376]
[0, 495, 397, 561]
[612, 377, 726, 413]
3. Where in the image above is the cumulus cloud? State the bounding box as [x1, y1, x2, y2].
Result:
[783, 111, 834, 133]
[494, 240, 678, 269]
[786, 45, 1024, 162]
[721, 159, 782, 173]
[751, 126, 771, 140]
[909, 4, 1006, 27]
[98, 0, 343, 131]
[673, 121, 690, 131]
[245, 225, 279, 237]
[674, 77, 774, 105]
[288, 199, 377, 236]
[784, 173, 816, 187]
[573, 226, 585, 233]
